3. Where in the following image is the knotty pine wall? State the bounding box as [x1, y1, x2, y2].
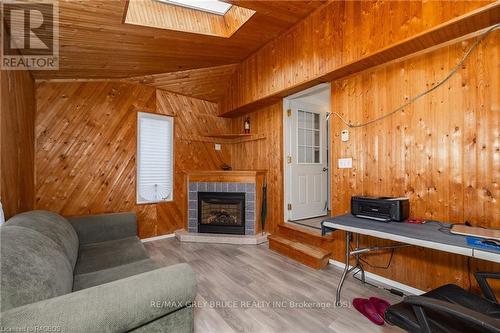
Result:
[329, 31, 500, 292]
[230, 102, 284, 234]
[0, 69, 35, 219]
[229, 30, 499, 294]
[35, 82, 231, 237]
[220, 0, 494, 114]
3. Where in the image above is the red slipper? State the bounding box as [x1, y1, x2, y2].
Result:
[369, 297, 391, 319]
[352, 298, 385, 325]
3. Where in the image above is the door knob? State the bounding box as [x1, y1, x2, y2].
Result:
[322, 167, 328, 172]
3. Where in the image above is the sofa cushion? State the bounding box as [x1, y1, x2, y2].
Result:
[6, 211, 79, 268]
[0, 226, 74, 311]
[73, 259, 161, 291]
[74, 236, 149, 275]
[68, 212, 137, 245]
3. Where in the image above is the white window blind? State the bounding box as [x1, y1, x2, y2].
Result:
[137, 112, 173, 204]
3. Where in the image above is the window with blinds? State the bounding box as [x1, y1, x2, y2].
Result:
[136, 112, 173, 204]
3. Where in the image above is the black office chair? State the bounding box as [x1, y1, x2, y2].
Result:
[385, 272, 500, 333]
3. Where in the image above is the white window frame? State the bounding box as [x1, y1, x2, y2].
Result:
[159, 0, 232, 16]
[136, 112, 174, 204]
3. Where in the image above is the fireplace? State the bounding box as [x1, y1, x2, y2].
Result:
[198, 192, 245, 235]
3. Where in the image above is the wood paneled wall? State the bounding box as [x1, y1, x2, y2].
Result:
[220, 0, 494, 115]
[35, 81, 231, 238]
[0, 68, 35, 219]
[330, 31, 500, 292]
[224, 30, 500, 294]
[230, 102, 284, 234]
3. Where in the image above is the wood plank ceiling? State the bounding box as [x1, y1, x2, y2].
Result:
[30, 0, 326, 80]
[123, 64, 239, 102]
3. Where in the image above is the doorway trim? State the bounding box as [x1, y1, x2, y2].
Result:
[283, 83, 331, 223]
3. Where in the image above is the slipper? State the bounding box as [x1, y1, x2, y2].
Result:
[369, 297, 391, 319]
[352, 298, 385, 325]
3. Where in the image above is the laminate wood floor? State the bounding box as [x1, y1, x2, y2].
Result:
[144, 238, 404, 333]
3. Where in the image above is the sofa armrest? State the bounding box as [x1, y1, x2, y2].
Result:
[68, 212, 137, 244]
[0, 263, 197, 333]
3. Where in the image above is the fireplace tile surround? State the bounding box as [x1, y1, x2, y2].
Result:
[188, 182, 256, 235]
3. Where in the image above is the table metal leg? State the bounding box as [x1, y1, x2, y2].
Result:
[332, 229, 407, 305]
[355, 234, 365, 283]
[335, 231, 351, 306]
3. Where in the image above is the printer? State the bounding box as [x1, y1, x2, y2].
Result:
[351, 196, 409, 222]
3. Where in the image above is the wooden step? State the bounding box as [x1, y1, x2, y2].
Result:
[278, 223, 335, 248]
[268, 234, 331, 269]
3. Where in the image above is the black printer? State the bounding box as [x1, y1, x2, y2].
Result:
[351, 196, 409, 222]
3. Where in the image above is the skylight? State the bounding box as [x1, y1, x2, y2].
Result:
[161, 0, 232, 15]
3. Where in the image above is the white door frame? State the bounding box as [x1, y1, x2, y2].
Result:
[283, 83, 331, 222]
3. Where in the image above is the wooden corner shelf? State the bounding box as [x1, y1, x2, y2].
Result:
[179, 133, 266, 144]
[205, 134, 253, 139]
[203, 133, 266, 143]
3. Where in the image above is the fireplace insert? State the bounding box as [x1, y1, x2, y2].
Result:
[198, 192, 245, 235]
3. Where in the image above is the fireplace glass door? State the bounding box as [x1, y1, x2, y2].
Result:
[198, 192, 245, 235]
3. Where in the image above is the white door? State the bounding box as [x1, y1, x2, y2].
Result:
[287, 101, 328, 221]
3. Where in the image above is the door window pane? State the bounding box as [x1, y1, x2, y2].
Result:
[296, 109, 321, 164]
[306, 147, 313, 163]
[306, 129, 313, 146]
[298, 146, 305, 163]
[306, 112, 313, 128]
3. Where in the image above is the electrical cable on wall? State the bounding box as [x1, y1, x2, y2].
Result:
[332, 23, 500, 128]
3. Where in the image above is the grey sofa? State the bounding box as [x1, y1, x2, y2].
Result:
[0, 210, 197, 332]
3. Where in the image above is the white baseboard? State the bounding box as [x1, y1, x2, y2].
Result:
[141, 233, 176, 243]
[329, 259, 425, 296]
